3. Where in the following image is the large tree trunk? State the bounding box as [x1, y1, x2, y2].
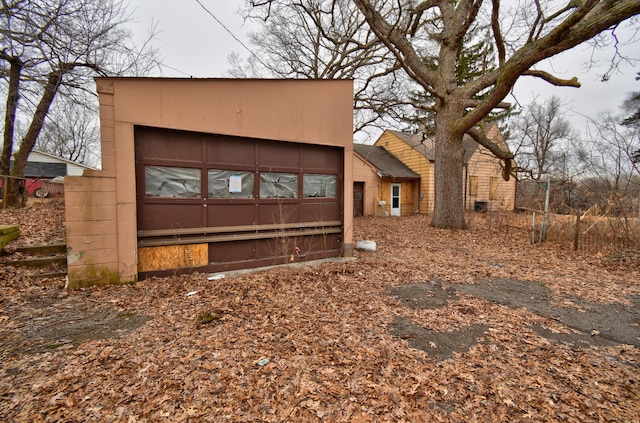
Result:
[431, 106, 467, 229]
[1, 59, 22, 177]
[5, 69, 63, 207]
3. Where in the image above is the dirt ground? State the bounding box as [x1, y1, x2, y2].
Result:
[390, 278, 640, 360]
[1, 201, 639, 422]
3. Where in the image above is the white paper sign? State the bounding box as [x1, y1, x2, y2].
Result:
[229, 174, 242, 193]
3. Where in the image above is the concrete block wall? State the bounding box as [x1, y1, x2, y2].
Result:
[65, 173, 126, 288]
[65, 80, 137, 288]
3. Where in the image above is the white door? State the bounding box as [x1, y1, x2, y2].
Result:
[390, 183, 401, 216]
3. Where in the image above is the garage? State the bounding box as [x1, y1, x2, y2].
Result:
[134, 126, 343, 278]
[64, 78, 354, 287]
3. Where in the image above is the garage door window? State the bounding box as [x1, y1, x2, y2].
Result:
[208, 169, 254, 199]
[260, 172, 298, 198]
[303, 174, 336, 198]
[145, 165, 201, 198]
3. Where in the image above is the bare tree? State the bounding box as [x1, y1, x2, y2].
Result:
[581, 108, 640, 187]
[510, 96, 578, 181]
[1, 0, 158, 206]
[622, 86, 640, 167]
[35, 96, 101, 167]
[575, 106, 640, 237]
[236, 0, 416, 137]
[249, 0, 640, 228]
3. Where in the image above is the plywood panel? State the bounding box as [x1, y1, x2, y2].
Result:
[138, 244, 208, 272]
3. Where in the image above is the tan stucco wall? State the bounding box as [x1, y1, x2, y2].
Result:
[352, 152, 382, 216]
[65, 78, 354, 287]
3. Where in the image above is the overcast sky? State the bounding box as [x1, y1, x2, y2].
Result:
[126, 0, 639, 139]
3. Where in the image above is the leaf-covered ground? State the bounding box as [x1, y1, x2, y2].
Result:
[1, 201, 639, 422]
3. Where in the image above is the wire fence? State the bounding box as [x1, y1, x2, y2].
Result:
[543, 209, 639, 254]
[515, 179, 639, 254]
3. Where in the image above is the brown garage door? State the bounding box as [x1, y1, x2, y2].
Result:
[134, 126, 344, 278]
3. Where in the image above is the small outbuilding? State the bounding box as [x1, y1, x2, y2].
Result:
[25, 149, 94, 178]
[3, 150, 94, 198]
[65, 78, 354, 287]
[353, 144, 421, 217]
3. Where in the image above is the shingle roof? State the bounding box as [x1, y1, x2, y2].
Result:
[385, 130, 479, 163]
[354, 144, 420, 179]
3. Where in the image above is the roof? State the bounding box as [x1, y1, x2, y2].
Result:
[384, 130, 479, 163]
[30, 149, 96, 169]
[354, 144, 420, 179]
[21, 161, 67, 178]
[8, 150, 96, 178]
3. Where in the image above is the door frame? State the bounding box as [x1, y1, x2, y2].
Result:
[353, 181, 364, 217]
[390, 183, 401, 216]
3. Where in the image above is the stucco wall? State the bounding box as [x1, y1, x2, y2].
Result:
[65, 78, 354, 288]
[352, 152, 381, 216]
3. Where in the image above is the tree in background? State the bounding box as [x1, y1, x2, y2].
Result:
[407, 25, 515, 136]
[35, 97, 101, 167]
[248, 0, 640, 228]
[236, 1, 515, 139]
[233, 0, 410, 136]
[572, 103, 640, 242]
[621, 78, 640, 166]
[1, 0, 158, 207]
[510, 96, 578, 181]
[578, 85, 640, 204]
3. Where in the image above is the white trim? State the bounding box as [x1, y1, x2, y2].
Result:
[29, 149, 96, 170]
[390, 183, 401, 216]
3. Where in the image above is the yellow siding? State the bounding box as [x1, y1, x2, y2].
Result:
[466, 146, 516, 211]
[374, 128, 515, 214]
[375, 131, 433, 213]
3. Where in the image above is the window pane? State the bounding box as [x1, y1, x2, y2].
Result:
[260, 172, 298, 198]
[303, 174, 336, 198]
[145, 165, 200, 198]
[208, 169, 254, 199]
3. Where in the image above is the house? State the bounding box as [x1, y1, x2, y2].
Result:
[353, 144, 420, 217]
[64, 78, 354, 288]
[3, 149, 94, 197]
[25, 149, 94, 177]
[374, 124, 516, 213]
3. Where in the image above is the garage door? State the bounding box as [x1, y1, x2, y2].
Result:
[134, 126, 344, 278]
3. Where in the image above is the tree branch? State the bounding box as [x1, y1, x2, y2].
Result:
[352, 0, 437, 90]
[522, 69, 581, 87]
[467, 125, 514, 180]
[491, 0, 506, 66]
